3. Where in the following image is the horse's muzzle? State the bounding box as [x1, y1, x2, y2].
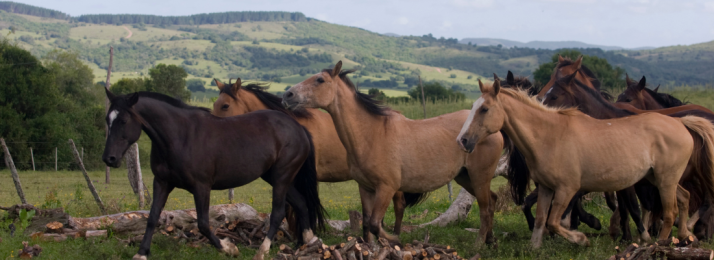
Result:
[458, 137, 476, 153]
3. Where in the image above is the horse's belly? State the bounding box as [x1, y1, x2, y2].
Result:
[578, 167, 650, 192]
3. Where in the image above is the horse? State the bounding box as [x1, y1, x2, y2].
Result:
[210, 78, 415, 235]
[616, 75, 714, 113]
[537, 55, 610, 100]
[497, 71, 606, 233]
[283, 61, 504, 246]
[543, 72, 714, 240]
[101, 89, 327, 260]
[458, 75, 714, 248]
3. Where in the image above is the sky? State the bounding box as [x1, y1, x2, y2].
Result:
[15, 0, 714, 49]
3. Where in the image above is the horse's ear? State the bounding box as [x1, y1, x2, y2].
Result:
[558, 54, 565, 63]
[105, 87, 116, 100]
[563, 71, 578, 84]
[625, 73, 631, 84]
[332, 61, 343, 78]
[478, 79, 486, 93]
[127, 92, 139, 106]
[214, 79, 225, 90]
[492, 73, 501, 96]
[573, 56, 583, 70]
[231, 78, 242, 94]
[653, 85, 660, 93]
[506, 71, 515, 86]
[637, 76, 646, 91]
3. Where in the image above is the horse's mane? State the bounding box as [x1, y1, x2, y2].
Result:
[322, 68, 391, 116]
[557, 58, 602, 90]
[137, 92, 210, 113]
[502, 75, 539, 96]
[575, 79, 635, 116]
[500, 87, 580, 116]
[644, 88, 685, 108]
[229, 83, 312, 118]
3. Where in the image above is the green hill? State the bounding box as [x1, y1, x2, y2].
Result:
[1, 2, 712, 97]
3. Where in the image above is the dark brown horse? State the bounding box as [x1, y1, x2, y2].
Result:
[616, 75, 714, 114]
[543, 73, 714, 240]
[102, 90, 326, 260]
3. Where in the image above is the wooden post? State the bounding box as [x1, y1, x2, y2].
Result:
[30, 147, 35, 171]
[54, 147, 57, 171]
[126, 143, 147, 208]
[81, 147, 84, 162]
[418, 75, 426, 119]
[105, 46, 114, 184]
[68, 139, 107, 215]
[1, 138, 27, 204]
[229, 189, 234, 203]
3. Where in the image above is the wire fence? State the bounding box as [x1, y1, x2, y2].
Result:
[0, 140, 97, 171]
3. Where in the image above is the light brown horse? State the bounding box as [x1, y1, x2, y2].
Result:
[616, 75, 714, 113]
[459, 76, 714, 248]
[211, 79, 412, 235]
[282, 61, 504, 246]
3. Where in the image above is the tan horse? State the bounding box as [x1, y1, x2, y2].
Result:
[211, 79, 412, 235]
[282, 61, 504, 246]
[458, 76, 714, 248]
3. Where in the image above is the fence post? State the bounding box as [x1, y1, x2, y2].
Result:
[30, 147, 35, 171]
[126, 143, 148, 208]
[1, 138, 27, 204]
[104, 46, 114, 185]
[54, 147, 57, 171]
[229, 189, 234, 203]
[418, 75, 427, 119]
[68, 139, 107, 215]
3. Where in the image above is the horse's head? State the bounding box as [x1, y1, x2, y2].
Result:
[457, 74, 506, 153]
[212, 78, 255, 117]
[283, 61, 346, 110]
[102, 89, 143, 168]
[500, 71, 537, 96]
[616, 74, 649, 109]
[543, 71, 579, 109]
[538, 55, 596, 100]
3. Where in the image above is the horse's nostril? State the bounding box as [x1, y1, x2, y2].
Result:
[285, 91, 294, 99]
[108, 156, 116, 163]
[460, 138, 469, 146]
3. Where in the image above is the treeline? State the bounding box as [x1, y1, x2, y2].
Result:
[76, 11, 307, 25]
[0, 1, 70, 20]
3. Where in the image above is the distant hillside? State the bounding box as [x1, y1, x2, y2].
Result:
[0, 1, 712, 91]
[459, 38, 628, 51]
[0, 1, 70, 20]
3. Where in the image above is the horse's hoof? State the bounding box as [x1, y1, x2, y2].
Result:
[641, 231, 652, 243]
[133, 254, 148, 260]
[220, 238, 240, 256]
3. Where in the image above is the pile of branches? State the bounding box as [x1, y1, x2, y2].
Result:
[608, 236, 713, 260]
[274, 237, 477, 260]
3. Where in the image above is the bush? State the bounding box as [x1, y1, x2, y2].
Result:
[187, 79, 206, 92]
[408, 82, 465, 102]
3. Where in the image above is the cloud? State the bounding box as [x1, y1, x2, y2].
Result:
[452, 0, 494, 8]
[441, 20, 453, 29]
[706, 2, 714, 12]
[398, 17, 409, 25]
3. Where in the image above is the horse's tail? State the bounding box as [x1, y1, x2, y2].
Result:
[680, 116, 714, 205]
[293, 127, 328, 231]
[404, 192, 430, 208]
[501, 130, 530, 205]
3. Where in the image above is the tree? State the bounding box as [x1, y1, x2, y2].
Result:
[368, 88, 387, 100]
[147, 64, 190, 101]
[407, 82, 465, 102]
[186, 78, 206, 92]
[533, 50, 627, 90]
[112, 78, 148, 95]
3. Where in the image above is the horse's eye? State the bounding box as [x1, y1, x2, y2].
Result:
[316, 78, 325, 84]
[550, 95, 558, 100]
[481, 107, 489, 113]
[120, 119, 127, 124]
[221, 104, 229, 111]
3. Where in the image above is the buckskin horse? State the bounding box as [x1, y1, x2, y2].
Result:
[210, 78, 418, 235]
[283, 61, 504, 246]
[543, 72, 714, 240]
[458, 76, 714, 248]
[102, 89, 326, 260]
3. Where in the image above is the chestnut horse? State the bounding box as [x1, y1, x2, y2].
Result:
[537, 55, 607, 100]
[616, 75, 714, 113]
[458, 76, 714, 248]
[283, 61, 504, 246]
[210, 79, 415, 235]
[543, 73, 714, 241]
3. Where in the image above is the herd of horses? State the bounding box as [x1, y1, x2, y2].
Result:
[101, 56, 714, 260]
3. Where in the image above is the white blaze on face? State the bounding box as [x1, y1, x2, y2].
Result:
[108, 110, 119, 128]
[457, 97, 485, 142]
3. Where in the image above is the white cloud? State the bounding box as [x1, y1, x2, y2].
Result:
[398, 17, 409, 25]
[706, 2, 714, 12]
[452, 0, 494, 8]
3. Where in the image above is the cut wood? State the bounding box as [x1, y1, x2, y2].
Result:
[45, 221, 63, 233]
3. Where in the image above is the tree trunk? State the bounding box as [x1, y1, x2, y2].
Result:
[419, 188, 474, 227]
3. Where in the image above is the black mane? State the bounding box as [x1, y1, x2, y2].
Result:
[322, 68, 391, 116]
[557, 58, 602, 90]
[134, 92, 211, 112]
[574, 79, 635, 117]
[644, 88, 685, 108]
[242, 83, 312, 118]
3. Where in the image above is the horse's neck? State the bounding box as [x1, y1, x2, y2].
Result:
[576, 71, 597, 90]
[501, 95, 566, 163]
[642, 93, 665, 110]
[135, 100, 202, 151]
[577, 92, 634, 119]
[325, 86, 386, 158]
[240, 90, 271, 112]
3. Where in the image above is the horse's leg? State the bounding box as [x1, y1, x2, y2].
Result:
[616, 190, 633, 241]
[531, 186, 554, 248]
[193, 186, 238, 257]
[470, 172, 495, 247]
[621, 187, 649, 242]
[358, 185, 376, 243]
[688, 210, 700, 231]
[675, 185, 692, 238]
[574, 196, 602, 231]
[605, 191, 621, 240]
[547, 188, 589, 246]
[285, 186, 314, 246]
[134, 179, 173, 260]
[392, 192, 405, 235]
[523, 187, 540, 231]
[254, 181, 293, 260]
[657, 183, 679, 240]
[367, 186, 399, 243]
